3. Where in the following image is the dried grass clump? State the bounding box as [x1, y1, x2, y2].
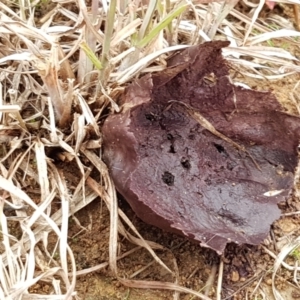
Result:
[0, 0, 300, 299]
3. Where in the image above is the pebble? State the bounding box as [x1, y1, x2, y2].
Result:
[231, 271, 240, 282]
[266, 278, 273, 285]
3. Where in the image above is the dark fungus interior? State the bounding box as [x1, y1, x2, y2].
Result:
[102, 41, 300, 254]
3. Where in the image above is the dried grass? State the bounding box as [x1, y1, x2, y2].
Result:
[0, 0, 300, 299]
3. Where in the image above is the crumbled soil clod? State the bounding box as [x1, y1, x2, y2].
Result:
[102, 41, 300, 254]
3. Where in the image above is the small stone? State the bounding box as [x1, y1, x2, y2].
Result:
[231, 271, 240, 282]
[266, 278, 273, 285]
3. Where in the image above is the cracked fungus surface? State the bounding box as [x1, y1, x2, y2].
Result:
[102, 41, 300, 254]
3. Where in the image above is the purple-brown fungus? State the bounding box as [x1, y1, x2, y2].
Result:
[102, 41, 300, 254]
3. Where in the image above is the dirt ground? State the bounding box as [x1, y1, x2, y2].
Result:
[63, 62, 300, 299]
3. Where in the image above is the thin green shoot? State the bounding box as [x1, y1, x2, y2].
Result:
[80, 41, 103, 71]
[268, 23, 280, 30]
[266, 39, 275, 47]
[280, 42, 289, 50]
[136, 2, 187, 48]
[290, 248, 300, 260]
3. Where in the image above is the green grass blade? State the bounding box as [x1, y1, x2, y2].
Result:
[80, 41, 103, 70]
[136, 3, 187, 48]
